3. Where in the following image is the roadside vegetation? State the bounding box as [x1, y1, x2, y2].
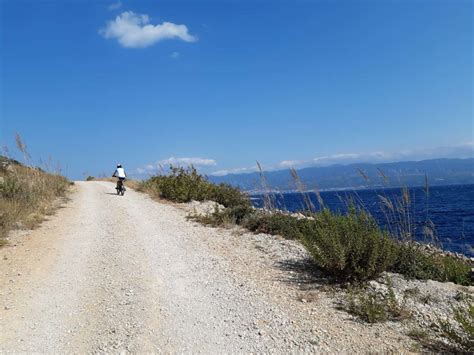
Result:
[140, 165, 472, 285]
[138, 166, 250, 209]
[141, 165, 473, 351]
[0, 134, 70, 246]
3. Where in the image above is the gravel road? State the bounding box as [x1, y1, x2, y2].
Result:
[0, 181, 417, 353]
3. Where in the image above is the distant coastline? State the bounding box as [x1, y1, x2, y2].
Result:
[247, 182, 474, 195]
[210, 158, 474, 193]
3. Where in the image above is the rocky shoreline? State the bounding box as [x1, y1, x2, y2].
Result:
[183, 199, 474, 352]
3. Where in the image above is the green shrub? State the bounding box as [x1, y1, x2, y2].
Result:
[391, 245, 472, 285]
[222, 204, 254, 224]
[210, 183, 250, 208]
[191, 204, 253, 226]
[86, 176, 95, 181]
[140, 166, 250, 208]
[300, 208, 399, 281]
[156, 166, 210, 202]
[242, 211, 309, 240]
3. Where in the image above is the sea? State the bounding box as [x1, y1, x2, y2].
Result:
[251, 184, 474, 257]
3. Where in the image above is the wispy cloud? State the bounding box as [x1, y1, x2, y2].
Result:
[136, 165, 156, 175]
[170, 51, 180, 59]
[158, 157, 217, 167]
[108, 1, 122, 10]
[136, 156, 217, 175]
[278, 160, 303, 168]
[99, 11, 197, 48]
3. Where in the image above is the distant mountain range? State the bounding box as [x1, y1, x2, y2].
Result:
[208, 158, 474, 192]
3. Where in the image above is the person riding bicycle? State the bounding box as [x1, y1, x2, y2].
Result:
[112, 164, 127, 191]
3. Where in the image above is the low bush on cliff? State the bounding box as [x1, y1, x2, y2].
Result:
[139, 166, 250, 208]
[299, 208, 400, 281]
[242, 211, 308, 240]
[392, 244, 472, 285]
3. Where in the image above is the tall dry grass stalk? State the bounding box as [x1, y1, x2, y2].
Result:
[15, 132, 30, 163]
[290, 168, 316, 212]
[357, 167, 416, 242]
[357, 167, 440, 247]
[256, 161, 276, 210]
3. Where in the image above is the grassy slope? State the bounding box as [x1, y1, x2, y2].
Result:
[0, 156, 70, 245]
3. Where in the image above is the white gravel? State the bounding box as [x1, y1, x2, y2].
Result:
[1, 181, 448, 353]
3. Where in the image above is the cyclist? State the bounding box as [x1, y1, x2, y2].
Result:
[112, 164, 127, 192]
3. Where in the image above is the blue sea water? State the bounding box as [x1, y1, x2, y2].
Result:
[251, 184, 474, 257]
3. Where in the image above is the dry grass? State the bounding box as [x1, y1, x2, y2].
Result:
[290, 168, 316, 212]
[0, 159, 70, 245]
[256, 161, 276, 210]
[0, 134, 70, 245]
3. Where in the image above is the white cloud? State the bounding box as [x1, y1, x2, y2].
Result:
[278, 160, 302, 168]
[312, 153, 361, 165]
[99, 11, 197, 48]
[108, 1, 122, 10]
[170, 51, 180, 59]
[158, 157, 217, 167]
[135, 164, 155, 174]
[135, 156, 216, 176]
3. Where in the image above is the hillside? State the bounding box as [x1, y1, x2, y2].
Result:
[0, 155, 70, 244]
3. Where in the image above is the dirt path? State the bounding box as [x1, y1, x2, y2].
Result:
[0, 181, 416, 353]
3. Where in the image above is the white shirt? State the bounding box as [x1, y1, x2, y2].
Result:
[115, 167, 126, 178]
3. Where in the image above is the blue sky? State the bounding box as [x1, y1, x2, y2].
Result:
[1, 0, 472, 179]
